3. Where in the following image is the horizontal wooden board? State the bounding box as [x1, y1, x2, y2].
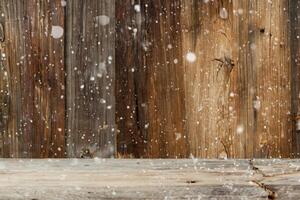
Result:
[0, 159, 299, 199]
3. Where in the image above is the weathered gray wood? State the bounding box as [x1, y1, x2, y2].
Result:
[66, 0, 115, 158]
[0, 159, 299, 199]
[290, 0, 300, 157]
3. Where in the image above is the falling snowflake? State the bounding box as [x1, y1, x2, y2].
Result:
[61, 0, 67, 7]
[220, 8, 228, 19]
[95, 15, 110, 26]
[236, 125, 244, 134]
[51, 26, 64, 39]
[175, 132, 182, 141]
[253, 99, 261, 111]
[186, 52, 197, 63]
[134, 4, 141, 12]
[296, 119, 300, 131]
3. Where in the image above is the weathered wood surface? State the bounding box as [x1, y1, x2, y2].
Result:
[0, 0, 65, 158]
[116, 0, 299, 158]
[0, 159, 299, 199]
[66, 0, 115, 158]
[0, 0, 299, 159]
[116, 0, 188, 158]
[290, 0, 300, 156]
[0, 0, 115, 158]
[115, 0, 145, 158]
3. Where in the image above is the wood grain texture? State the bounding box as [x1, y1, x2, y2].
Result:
[0, 0, 65, 158]
[143, 0, 188, 158]
[181, 0, 293, 158]
[116, 0, 296, 158]
[115, 0, 145, 158]
[116, 1, 188, 158]
[181, 0, 235, 158]
[0, 159, 300, 199]
[66, 0, 115, 158]
[290, 0, 300, 157]
[0, 0, 298, 158]
[232, 0, 292, 158]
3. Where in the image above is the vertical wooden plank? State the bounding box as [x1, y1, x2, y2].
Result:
[0, 3, 8, 157]
[116, 0, 188, 158]
[0, 0, 65, 158]
[66, 0, 115, 158]
[233, 0, 292, 158]
[0, 0, 24, 158]
[115, 0, 145, 157]
[181, 0, 234, 158]
[290, 0, 300, 157]
[142, 0, 188, 158]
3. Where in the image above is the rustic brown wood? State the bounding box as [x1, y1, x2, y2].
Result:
[232, 0, 292, 158]
[0, 0, 299, 158]
[180, 0, 293, 158]
[0, 159, 299, 199]
[0, 0, 65, 158]
[116, 1, 189, 158]
[117, 0, 298, 158]
[115, 0, 296, 158]
[66, 0, 115, 158]
[181, 0, 235, 158]
[115, 0, 145, 158]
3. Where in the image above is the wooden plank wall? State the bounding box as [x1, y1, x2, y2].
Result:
[0, 0, 299, 158]
[0, 0, 115, 158]
[116, 0, 298, 158]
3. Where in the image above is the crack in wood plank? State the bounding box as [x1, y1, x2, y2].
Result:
[249, 160, 277, 199]
[251, 180, 277, 199]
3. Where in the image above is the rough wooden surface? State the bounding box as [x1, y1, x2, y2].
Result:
[0, 0, 65, 158]
[0, 0, 299, 159]
[0, 159, 299, 199]
[115, 0, 298, 159]
[116, 0, 188, 158]
[181, 0, 235, 158]
[115, 0, 145, 158]
[66, 0, 115, 158]
[290, 0, 300, 156]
